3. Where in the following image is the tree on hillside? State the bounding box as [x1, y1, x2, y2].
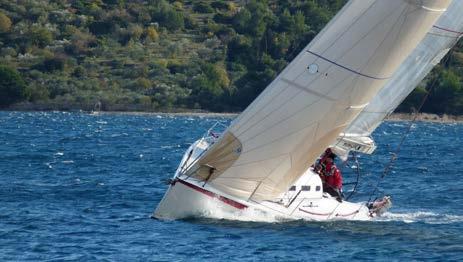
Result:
[0, 66, 28, 107]
[424, 69, 462, 114]
[0, 11, 12, 33]
[29, 26, 53, 48]
[189, 63, 230, 110]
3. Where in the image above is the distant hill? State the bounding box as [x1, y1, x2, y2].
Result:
[0, 0, 462, 114]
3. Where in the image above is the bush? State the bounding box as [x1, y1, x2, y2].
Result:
[151, 2, 184, 31]
[194, 2, 214, 13]
[34, 56, 67, 72]
[0, 66, 27, 107]
[29, 26, 53, 48]
[89, 21, 115, 35]
[145, 26, 159, 42]
[0, 11, 12, 33]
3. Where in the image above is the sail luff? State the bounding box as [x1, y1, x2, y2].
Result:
[188, 0, 451, 202]
[341, 0, 463, 141]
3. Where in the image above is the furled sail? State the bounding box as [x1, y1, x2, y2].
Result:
[186, 0, 451, 201]
[333, 0, 463, 159]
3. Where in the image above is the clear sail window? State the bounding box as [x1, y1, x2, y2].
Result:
[307, 63, 318, 74]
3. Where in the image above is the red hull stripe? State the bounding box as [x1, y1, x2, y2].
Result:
[298, 208, 332, 216]
[298, 208, 360, 217]
[177, 179, 248, 210]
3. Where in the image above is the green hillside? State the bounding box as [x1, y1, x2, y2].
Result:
[0, 0, 462, 114]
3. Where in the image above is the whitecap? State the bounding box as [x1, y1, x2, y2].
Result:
[377, 211, 463, 224]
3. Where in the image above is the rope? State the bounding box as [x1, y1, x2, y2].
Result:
[345, 152, 361, 201]
[366, 50, 454, 203]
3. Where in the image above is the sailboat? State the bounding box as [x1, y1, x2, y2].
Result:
[154, 0, 452, 221]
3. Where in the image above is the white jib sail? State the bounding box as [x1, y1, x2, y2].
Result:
[335, 0, 463, 155]
[186, 0, 451, 202]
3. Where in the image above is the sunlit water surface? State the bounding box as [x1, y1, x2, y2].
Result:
[0, 112, 462, 260]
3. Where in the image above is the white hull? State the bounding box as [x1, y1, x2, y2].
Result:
[154, 175, 375, 222]
[154, 137, 389, 222]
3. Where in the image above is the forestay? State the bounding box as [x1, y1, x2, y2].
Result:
[334, 0, 463, 158]
[186, 0, 451, 201]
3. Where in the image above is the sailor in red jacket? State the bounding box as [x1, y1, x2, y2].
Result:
[316, 149, 343, 202]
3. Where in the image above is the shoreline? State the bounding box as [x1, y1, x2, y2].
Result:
[3, 108, 463, 123]
[386, 113, 463, 123]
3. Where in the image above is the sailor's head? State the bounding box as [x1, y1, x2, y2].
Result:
[325, 152, 337, 163]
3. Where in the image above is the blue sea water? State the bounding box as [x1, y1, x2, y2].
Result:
[0, 111, 462, 261]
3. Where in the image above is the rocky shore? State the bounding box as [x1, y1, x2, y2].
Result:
[386, 113, 463, 123]
[4, 103, 462, 123]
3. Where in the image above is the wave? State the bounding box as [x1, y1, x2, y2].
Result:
[191, 203, 463, 224]
[377, 211, 463, 224]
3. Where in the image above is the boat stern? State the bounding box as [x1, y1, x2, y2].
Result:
[368, 196, 392, 217]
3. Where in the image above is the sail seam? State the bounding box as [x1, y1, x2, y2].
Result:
[432, 25, 463, 35]
[316, 1, 378, 56]
[235, 72, 353, 139]
[280, 78, 337, 101]
[333, 2, 407, 84]
[231, 1, 381, 136]
[355, 3, 411, 85]
[428, 32, 463, 39]
[231, 2, 388, 136]
[306, 51, 389, 80]
[241, 122, 318, 154]
[232, 83, 292, 135]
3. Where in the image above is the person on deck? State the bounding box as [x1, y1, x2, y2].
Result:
[315, 149, 343, 202]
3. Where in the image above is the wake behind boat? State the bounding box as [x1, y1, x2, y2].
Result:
[154, 0, 455, 222]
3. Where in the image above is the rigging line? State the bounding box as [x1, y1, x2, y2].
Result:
[345, 152, 362, 201]
[367, 45, 456, 203]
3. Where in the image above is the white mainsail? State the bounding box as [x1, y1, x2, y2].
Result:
[186, 0, 451, 201]
[333, 0, 463, 158]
